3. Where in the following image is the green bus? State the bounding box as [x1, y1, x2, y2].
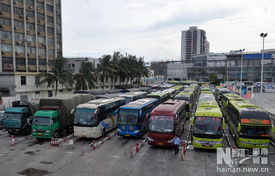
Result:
[226, 101, 272, 148]
[191, 100, 224, 149]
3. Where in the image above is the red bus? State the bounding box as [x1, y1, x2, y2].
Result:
[147, 100, 186, 146]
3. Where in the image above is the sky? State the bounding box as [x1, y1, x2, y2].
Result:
[62, 0, 275, 62]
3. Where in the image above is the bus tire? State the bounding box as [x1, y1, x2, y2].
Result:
[102, 128, 106, 137]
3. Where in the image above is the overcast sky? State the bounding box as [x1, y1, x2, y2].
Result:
[62, 0, 275, 62]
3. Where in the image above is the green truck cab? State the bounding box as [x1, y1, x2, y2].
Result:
[31, 94, 94, 139]
[32, 110, 60, 138]
[2, 101, 37, 135]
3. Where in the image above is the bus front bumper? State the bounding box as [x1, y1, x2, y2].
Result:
[117, 129, 141, 137]
[192, 138, 223, 149]
[237, 138, 270, 148]
[74, 126, 101, 138]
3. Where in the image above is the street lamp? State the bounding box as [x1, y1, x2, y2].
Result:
[240, 49, 245, 96]
[260, 33, 267, 93]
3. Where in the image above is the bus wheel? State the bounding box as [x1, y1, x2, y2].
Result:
[102, 128, 106, 137]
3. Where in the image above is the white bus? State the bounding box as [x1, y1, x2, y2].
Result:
[73, 97, 126, 138]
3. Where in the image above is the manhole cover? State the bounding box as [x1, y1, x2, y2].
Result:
[17, 168, 51, 176]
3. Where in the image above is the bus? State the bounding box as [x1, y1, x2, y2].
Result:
[119, 92, 147, 104]
[147, 91, 170, 104]
[220, 93, 245, 112]
[171, 85, 184, 93]
[191, 100, 224, 149]
[147, 100, 186, 146]
[73, 97, 126, 138]
[226, 101, 272, 148]
[174, 92, 192, 118]
[117, 98, 159, 137]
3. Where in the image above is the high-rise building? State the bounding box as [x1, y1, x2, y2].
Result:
[181, 26, 209, 61]
[0, 0, 63, 100]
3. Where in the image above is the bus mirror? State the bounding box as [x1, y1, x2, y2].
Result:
[70, 108, 75, 114]
[145, 114, 150, 120]
[50, 119, 54, 125]
[237, 123, 241, 133]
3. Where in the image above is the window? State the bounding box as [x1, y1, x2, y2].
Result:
[47, 16, 54, 23]
[28, 59, 36, 65]
[26, 23, 35, 30]
[26, 11, 34, 18]
[16, 58, 25, 65]
[56, 15, 61, 24]
[38, 48, 46, 55]
[0, 4, 10, 13]
[47, 27, 54, 34]
[15, 46, 25, 53]
[1, 44, 12, 52]
[2, 58, 13, 64]
[14, 7, 23, 15]
[21, 76, 26, 85]
[48, 49, 54, 56]
[37, 13, 44, 21]
[26, 35, 35, 42]
[0, 18, 11, 26]
[37, 2, 44, 9]
[46, 4, 54, 12]
[14, 20, 24, 28]
[35, 91, 40, 94]
[15, 33, 24, 41]
[26, 0, 34, 6]
[1, 31, 12, 40]
[27, 47, 36, 54]
[39, 59, 46, 65]
[48, 91, 53, 97]
[14, 0, 23, 3]
[56, 24, 61, 33]
[48, 38, 54, 46]
[37, 36, 45, 43]
[37, 25, 45, 32]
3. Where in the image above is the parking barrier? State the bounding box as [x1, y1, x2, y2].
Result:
[130, 137, 148, 159]
[11, 135, 16, 146]
[80, 131, 117, 155]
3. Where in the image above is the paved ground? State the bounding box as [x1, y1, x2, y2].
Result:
[0, 119, 274, 176]
[250, 93, 275, 115]
[0, 93, 275, 176]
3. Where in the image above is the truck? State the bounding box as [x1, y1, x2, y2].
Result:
[2, 101, 38, 135]
[32, 94, 94, 139]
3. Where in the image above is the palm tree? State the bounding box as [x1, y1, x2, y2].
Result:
[110, 51, 122, 89]
[39, 57, 72, 96]
[74, 62, 96, 90]
[97, 55, 115, 90]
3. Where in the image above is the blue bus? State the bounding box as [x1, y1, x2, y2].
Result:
[117, 98, 159, 137]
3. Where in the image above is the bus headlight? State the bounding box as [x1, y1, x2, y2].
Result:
[117, 128, 121, 132]
[45, 131, 51, 133]
[134, 130, 140, 133]
[32, 129, 36, 132]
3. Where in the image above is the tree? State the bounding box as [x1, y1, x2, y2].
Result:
[97, 55, 115, 90]
[74, 62, 96, 90]
[209, 73, 218, 85]
[110, 51, 122, 89]
[39, 57, 72, 96]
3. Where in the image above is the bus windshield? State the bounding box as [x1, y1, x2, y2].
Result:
[149, 116, 174, 133]
[33, 116, 50, 126]
[74, 108, 96, 126]
[118, 109, 139, 125]
[194, 117, 222, 135]
[4, 113, 22, 120]
[240, 125, 270, 137]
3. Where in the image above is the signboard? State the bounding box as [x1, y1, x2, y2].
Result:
[265, 83, 275, 93]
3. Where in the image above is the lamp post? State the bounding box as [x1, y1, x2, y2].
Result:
[260, 33, 267, 93]
[240, 49, 245, 96]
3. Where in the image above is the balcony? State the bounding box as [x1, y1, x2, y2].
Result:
[28, 65, 37, 72]
[16, 64, 26, 72]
